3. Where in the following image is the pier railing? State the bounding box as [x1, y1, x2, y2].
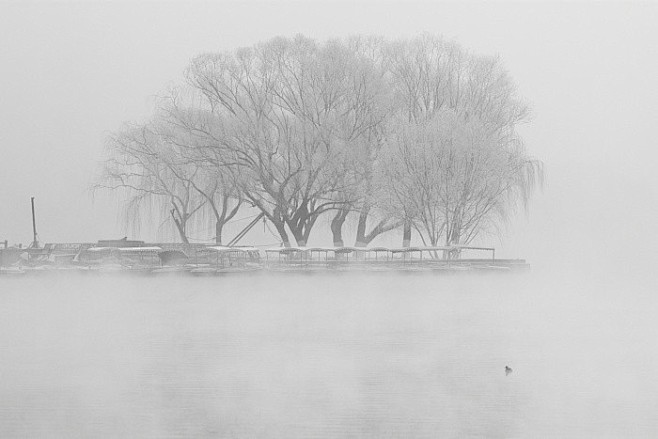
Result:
[2, 242, 527, 274]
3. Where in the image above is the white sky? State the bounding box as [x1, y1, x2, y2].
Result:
[1, 1, 657, 269]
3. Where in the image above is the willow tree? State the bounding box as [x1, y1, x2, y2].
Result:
[97, 122, 206, 243]
[98, 33, 541, 249]
[329, 35, 401, 248]
[380, 109, 542, 254]
[186, 36, 374, 246]
[380, 34, 535, 247]
[156, 92, 243, 245]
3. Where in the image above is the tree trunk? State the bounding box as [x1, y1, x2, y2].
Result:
[286, 206, 318, 247]
[215, 221, 223, 245]
[291, 231, 306, 247]
[331, 207, 349, 247]
[272, 220, 291, 247]
[448, 227, 461, 260]
[402, 221, 411, 247]
[288, 222, 307, 247]
[354, 206, 401, 247]
[354, 206, 370, 247]
[170, 209, 190, 244]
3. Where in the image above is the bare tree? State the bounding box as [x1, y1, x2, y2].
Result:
[155, 93, 243, 244]
[97, 123, 206, 243]
[379, 34, 536, 247]
[380, 110, 542, 255]
[187, 36, 375, 246]
[325, 35, 401, 247]
[97, 33, 541, 250]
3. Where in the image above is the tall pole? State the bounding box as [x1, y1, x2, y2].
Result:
[31, 196, 39, 249]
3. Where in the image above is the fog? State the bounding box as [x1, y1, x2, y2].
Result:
[1, 271, 657, 437]
[1, 2, 657, 262]
[1, 1, 658, 437]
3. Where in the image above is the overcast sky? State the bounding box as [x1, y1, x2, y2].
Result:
[1, 1, 657, 270]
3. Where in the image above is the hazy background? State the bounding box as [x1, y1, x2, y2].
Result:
[1, 1, 657, 273]
[2, 3, 658, 437]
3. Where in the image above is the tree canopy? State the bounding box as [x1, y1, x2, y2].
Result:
[97, 34, 542, 251]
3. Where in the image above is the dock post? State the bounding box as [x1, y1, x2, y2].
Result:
[31, 197, 39, 248]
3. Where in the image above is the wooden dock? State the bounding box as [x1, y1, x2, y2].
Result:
[1, 243, 529, 275]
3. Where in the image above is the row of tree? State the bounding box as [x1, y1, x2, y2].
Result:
[98, 34, 542, 249]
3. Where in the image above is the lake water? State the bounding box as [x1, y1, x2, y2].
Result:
[1, 270, 657, 438]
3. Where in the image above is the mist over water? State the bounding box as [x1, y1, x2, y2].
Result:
[1, 269, 656, 438]
[1, 1, 657, 437]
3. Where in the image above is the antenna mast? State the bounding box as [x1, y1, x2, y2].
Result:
[31, 196, 39, 248]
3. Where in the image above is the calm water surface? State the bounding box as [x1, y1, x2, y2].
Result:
[1, 271, 657, 438]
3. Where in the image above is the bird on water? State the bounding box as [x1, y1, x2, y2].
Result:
[505, 366, 513, 376]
